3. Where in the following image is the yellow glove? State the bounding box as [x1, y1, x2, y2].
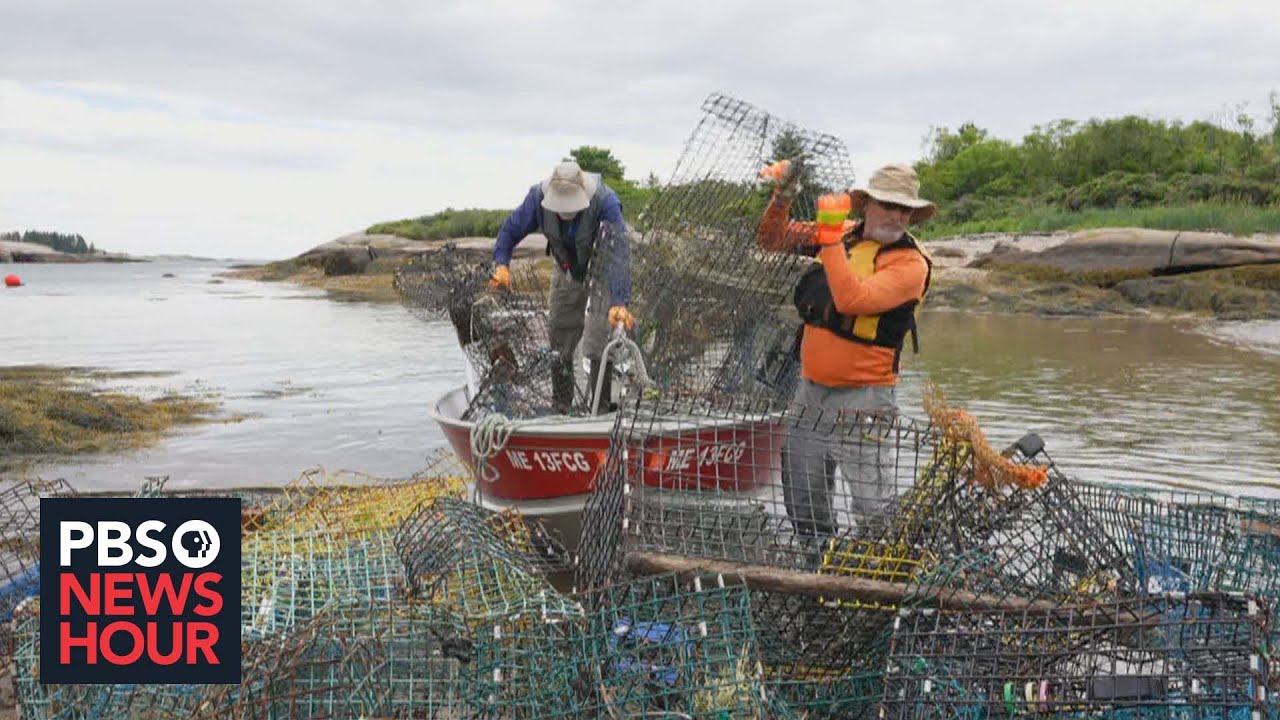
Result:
[815, 193, 852, 246]
[608, 306, 635, 330]
[488, 264, 511, 291]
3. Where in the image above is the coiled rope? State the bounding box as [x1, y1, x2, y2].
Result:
[470, 413, 519, 485]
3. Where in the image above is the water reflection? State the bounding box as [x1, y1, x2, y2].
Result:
[6, 263, 1278, 496]
[898, 312, 1280, 495]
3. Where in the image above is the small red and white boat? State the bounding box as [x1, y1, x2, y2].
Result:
[432, 385, 782, 550]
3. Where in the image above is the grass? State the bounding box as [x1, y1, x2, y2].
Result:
[920, 202, 1280, 239]
[0, 365, 221, 470]
[368, 208, 509, 241]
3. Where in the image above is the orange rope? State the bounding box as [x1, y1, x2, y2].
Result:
[923, 382, 1048, 491]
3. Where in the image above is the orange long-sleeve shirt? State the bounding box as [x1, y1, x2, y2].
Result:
[757, 194, 929, 387]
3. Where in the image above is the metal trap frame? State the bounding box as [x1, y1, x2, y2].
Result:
[879, 593, 1270, 720]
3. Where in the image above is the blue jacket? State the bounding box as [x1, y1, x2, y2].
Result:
[494, 183, 632, 306]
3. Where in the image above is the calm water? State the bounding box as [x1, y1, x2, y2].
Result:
[900, 313, 1280, 496]
[3, 261, 1278, 495]
[3, 261, 464, 491]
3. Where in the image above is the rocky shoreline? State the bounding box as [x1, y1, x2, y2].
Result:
[227, 227, 1280, 322]
[0, 239, 142, 263]
[925, 228, 1280, 320]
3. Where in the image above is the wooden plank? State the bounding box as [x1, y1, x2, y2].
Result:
[622, 551, 1149, 620]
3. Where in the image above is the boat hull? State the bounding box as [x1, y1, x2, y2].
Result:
[431, 386, 782, 550]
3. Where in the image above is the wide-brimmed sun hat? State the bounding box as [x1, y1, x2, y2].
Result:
[849, 164, 936, 224]
[540, 161, 599, 215]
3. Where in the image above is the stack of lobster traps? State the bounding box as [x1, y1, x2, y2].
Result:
[3, 91, 1279, 719]
[572, 390, 1277, 719]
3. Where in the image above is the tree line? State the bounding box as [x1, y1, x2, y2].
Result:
[367, 146, 662, 240]
[372, 95, 1280, 242]
[914, 93, 1280, 231]
[1, 230, 95, 254]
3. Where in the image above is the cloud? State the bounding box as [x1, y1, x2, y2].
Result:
[0, 79, 681, 258]
[1, 0, 1279, 255]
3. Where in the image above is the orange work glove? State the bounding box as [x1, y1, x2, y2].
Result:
[760, 159, 793, 183]
[760, 158, 802, 198]
[488, 264, 511, 291]
[608, 306, 635, 330]
[815, 193, 852, 246]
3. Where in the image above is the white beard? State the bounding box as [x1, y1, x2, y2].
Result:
[866, 223, 904, 243]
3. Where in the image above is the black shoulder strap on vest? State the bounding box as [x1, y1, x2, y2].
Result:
[793, 231, 927, 358]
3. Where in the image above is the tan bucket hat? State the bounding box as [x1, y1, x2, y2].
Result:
[540, 161, 599, 215]
[849, 164, 936, 224]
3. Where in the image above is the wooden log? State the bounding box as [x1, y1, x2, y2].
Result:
[1240, 517, 1280, 539]
[623, 551, 1129, 618]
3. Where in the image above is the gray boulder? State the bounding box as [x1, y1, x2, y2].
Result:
[295, 232, 548, 274]
[971, 228, 1280, 274]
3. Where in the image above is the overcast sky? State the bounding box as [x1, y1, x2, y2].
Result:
[3, 0, 1279, 259]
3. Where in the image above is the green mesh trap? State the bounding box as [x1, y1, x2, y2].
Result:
[242, 527, 403, 641]
[200, 598, 470, 719]
[1077, 483, 1280, 599]
[243, 450, 469, 537]
[466, 572, 780, 719]
[238, 454, 471, 640]
[12, 598, 215, 720]
[0, 478, 75, 670]
[395, 496, 579, 622]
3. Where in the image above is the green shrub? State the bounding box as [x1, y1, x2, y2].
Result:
[919, 202, 1280, 239]
[1057, 172, 1169, 210]
[915, 100, 1280, 235]
[368, 208, 510, 241]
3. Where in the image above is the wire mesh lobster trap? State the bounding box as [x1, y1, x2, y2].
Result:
[623, 92, 856, 406]
[242, 451, 469, 537]
[745, 588, 891, 719]
[897, 474, 1136, 616]
[575, 395, 1118, 609]
[241, 526, 404, 642]
[240, 455, 472, 641]
[571, 395, 1156, 716]
[880, 593, 1270, 720]
[12, 598, 218, 720]
[465, 572, 784, 720]
[394, 496, 577, 621]
[1076, 481, 1280, 711]
[198, 598, 471, 720]
[396, 230, 635, 420]
[0, 478, 75, 669]
[1075, 483, 1280, 600]
[395, 92, 859, 419]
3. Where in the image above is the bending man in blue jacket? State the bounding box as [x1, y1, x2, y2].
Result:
[490, 161, 634, 414]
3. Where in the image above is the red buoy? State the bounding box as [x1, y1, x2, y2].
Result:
[3, 274, 20, 288]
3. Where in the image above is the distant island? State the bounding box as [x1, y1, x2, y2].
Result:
[2, 230, 93, 254]
[0, 229, 138, 263]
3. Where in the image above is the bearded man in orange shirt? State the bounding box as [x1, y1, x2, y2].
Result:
[757, 161, 935, 547]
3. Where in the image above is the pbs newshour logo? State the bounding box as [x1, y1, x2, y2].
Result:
[40, 498, 241, 685]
